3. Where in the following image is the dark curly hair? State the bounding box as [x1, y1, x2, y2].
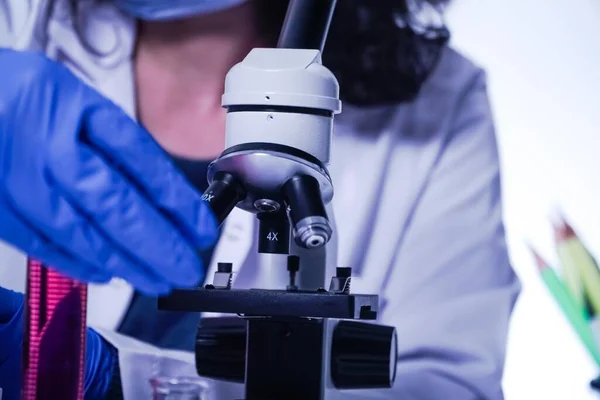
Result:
[68, 0, 450, 106]
[256, 0, 450, 106]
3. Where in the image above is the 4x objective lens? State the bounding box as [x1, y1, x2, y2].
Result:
[282, 175, 332, 249]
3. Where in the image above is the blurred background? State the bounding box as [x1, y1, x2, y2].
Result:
[446, 0, 600, 398]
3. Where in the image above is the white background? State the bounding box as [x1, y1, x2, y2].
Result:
[446, 1, 600, 399]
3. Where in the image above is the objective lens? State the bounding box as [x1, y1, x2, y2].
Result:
[202, 172, 246, 225]
[257, 211, 291, 254]
[282, 175, 332, 249]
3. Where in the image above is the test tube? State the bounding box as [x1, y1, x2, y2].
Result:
[22, 258, 87, 400]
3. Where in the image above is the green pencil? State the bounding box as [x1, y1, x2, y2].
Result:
[553, 219, 588, 319]
[554, 218, 600, 318]
[530, 246, 600, 366]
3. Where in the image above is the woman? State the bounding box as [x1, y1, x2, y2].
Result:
[0, 0, 520, 399]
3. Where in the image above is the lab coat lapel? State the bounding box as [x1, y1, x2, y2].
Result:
[198, 208, 254, 321]
[358, 131, 440, 295]
[331, 108, 397, 276]
[9, 0, 53, 51]
[331, 103, 445, 296]
[44, 1, 137, 116]
[205, 208, 255, 286]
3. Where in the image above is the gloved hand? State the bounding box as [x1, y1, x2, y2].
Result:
[0, 49, 219, 294]
[0, 287, 115, 400]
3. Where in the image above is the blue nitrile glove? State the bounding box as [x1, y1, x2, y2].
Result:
[0, 287, 116, 400]
[0, 287, 23, 400]
[0, 49, 219, 294]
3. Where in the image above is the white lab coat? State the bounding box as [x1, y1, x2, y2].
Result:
[0, 1, 520, 399]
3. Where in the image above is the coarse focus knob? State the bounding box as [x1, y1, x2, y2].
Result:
[330, 321, 397, 389]
[195, 317, 247, 383]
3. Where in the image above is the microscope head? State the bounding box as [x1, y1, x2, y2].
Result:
[202, 48, 342, 249]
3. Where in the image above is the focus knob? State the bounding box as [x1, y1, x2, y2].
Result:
[330, 321, 397, 389]
[195, 317, 247, 383]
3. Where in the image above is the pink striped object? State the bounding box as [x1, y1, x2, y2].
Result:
[22, 259, 87, 400]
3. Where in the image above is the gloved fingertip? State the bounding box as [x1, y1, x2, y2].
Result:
[191, 203, 220, 250]
[192, 225, 219, 251]
[170, 256, 205, 287]
[138, 283, 172, 297]
[0, 288, 24, 323]
[177, 271, 204, 289]
[87, 273, 114, 284]
[0, 298, 24, 363]
[85, 325, 100, 341]
[195, 234, 219, 252]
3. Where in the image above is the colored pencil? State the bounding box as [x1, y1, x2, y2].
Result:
[554, 218, 600, 318]
[529, 245, 600, 366]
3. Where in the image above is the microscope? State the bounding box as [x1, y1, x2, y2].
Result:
[158, 1, 398, 399]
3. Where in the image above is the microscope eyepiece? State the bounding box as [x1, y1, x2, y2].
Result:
[282, 174, 332, 249]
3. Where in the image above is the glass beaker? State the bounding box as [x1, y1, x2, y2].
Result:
[150, 376, 210, 400]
